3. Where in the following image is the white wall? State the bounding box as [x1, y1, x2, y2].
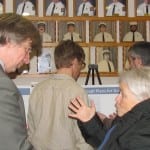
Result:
[13, 75, 119, 87]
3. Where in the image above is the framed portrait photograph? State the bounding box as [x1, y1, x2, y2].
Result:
[74, 0, 97, 16]
[136, 0, 150, 16]
[14, 0, 38, 16]
[123, 46, 131, 71]
[58, 21, 86, 42]
[29, 50, 38, 74]
[120, 21, 146, 42]
[28, 46, 56, 74]
[37, 47, 56, 74]
[33, 20, 56, 43]
[105, 0, 127, 17]
[95, 46, 118, 74]
[18, 47, 56, 74]
[81, 47, 90, 73]
[44, 0, 67, 16]
[0, 0, 4, 14]
[90, 20, 116, 42]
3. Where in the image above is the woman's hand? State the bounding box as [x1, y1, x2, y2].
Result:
[68, 97, 96, 122]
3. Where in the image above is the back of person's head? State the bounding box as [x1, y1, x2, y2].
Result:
[0, 13, 41, 51]
[119, 67, 150, 101]
[128, 41, 150, 66]
[54, 40, 85, 69]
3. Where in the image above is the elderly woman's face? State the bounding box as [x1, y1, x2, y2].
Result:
[115, 82, 139, 116]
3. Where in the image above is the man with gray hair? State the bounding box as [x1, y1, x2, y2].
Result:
[127, 41, 150, 68]
[0, 13, 41, 150]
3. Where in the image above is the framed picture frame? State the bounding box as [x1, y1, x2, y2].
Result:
[105, 0, 127, 17]
[123, 46, 131, 70]
[0, 0, 4, 14]
[33, 20, 56, 43]
[29, 49, 38, 74]
[58, 20, 86, 42]
[74, 0, 97, 16]
[81, 47, 90, 73]
[17, 46, 56, 75]
[28, 46, 56, 74]
[136, 0, 150, 16]
[14, 0, 38, 16]
[37, 47, 56, 74]
[44, 0, 68, 16]
[120, 21, 146, 42]
[95, 46, 118, 74]
[90, 20, 116, 42]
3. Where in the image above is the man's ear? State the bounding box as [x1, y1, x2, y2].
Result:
[72, 58, 78, 64]
[71, 58, 78, 68]
[137, 57, 143, 67]
[70, 59, 75, 67]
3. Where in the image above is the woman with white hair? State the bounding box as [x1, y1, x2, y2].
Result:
[68, 67, 150, 149]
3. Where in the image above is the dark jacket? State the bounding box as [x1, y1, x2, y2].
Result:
[78, 99, 150, 150]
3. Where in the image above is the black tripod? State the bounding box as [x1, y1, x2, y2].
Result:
[85, 64, 102, 85]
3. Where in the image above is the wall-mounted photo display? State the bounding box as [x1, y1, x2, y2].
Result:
[74, 0, 97, 16]
[90, 20, 116, 42]
[136, 0, 150, 16]
[105, 0, 127, 17]
[120, 21, 146, 42]
[58, 21, 86, 42]
[33, 20, 56, 43]
[44, 0, 67, 16]
[95, 46, 118, 74]
[14, 0, 38, 16]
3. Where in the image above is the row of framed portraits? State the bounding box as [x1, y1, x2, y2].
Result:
[17, 44, 135, 77]
[0, 0, 150, 17]
[32, 19, 149, 43]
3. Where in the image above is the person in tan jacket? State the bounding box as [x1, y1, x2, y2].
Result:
[28, 40, 93, 150]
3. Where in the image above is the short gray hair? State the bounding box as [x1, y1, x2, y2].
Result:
[128, 42, 150, 66]
[119, 67, 150, 101]
[0, 13, 42, 51]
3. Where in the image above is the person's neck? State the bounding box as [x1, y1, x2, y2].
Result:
[57, 68, 72, 77]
